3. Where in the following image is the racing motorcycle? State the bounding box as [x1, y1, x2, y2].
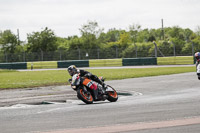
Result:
[69, 74, 118, 104]
[197, 64, 200, 80]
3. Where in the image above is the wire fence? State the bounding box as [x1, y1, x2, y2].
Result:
[0, 44, 195, 63]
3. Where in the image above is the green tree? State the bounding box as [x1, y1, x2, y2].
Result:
[170, 38, 185, 55]
[122, 42, 154, 58]
[156, 41, 173, 56]
[68, 36, 84, 50]
[27, 27, 57, 52]
[184, 28, 193, 42]
[99, 28, 121, 44]
[0, 30, 18, 53]
[129, 24, 141, 43]
[118, 32, 131, 48]
[167, 26, 185, 40]
[182, 42, 193, 55]
[195, 26, 200, 36]
[191, 36, 200, 53]
[137, 29, 150, 42]
[56, 37, 69, 50]
[79, 21, 104, 49]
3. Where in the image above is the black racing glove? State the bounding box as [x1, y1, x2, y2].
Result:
[68, 79, 72, 83]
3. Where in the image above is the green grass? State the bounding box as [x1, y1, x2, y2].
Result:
[0, 69, 16, 73]
[157, 56, 194, 65]
[27, 61, 58, 69]
[0, 66, 195, 89]
[0, 70, 69, 89]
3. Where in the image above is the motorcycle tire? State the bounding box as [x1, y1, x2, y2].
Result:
[77, 88, 93, 104]
[106, 85, 118, 102]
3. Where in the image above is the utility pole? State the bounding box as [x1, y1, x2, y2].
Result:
[161, 19, 164, 40]
[153, 41, 157, 58]
[17, 29, 20, 45]
[172, 41, 176, 56]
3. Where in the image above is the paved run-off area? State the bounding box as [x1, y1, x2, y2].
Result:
[0, 72, 200, 133]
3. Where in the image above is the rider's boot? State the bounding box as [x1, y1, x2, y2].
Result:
[102, 82, 107, 91]
[93, 89, 98, 100]
[93, 75, 107, 90]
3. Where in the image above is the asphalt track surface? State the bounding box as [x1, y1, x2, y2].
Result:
[0, 71, 200, 133]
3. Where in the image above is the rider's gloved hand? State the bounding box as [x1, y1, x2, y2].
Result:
[68, 79, 72, 83]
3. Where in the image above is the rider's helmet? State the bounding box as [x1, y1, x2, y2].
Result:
[195, 52, 200, 60]
[67, 65, 79, 76]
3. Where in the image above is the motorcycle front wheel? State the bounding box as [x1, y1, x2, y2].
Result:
[106, 85, 118, 102]
[77, 88, 93, 104]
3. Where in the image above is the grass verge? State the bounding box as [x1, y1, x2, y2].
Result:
[89, 59, 122, 67]
[0, 66, 195, 89]
[27, 61, 58, 69]
[157, 56, 194, 65]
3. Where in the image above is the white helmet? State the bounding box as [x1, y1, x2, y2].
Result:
[67, 65, 79, 76]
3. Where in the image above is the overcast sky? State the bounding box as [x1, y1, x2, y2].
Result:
[0, 0, 200, 40]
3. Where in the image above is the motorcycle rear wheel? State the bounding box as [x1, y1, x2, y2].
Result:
[106, 85, 118, 102]
[77, 88, 93, 104]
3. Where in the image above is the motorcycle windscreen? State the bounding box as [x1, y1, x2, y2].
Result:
[83, 79, 98, 90]
[71, 74, 80, 86]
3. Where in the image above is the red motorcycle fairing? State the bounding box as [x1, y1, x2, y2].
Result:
[82, 78, 98, 90]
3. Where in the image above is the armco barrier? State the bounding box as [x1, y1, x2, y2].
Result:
[57, 60, 89, 68]
[4, 56, 195, 69]
[0, 62, 27, 69]
[123, 57, 157, 66]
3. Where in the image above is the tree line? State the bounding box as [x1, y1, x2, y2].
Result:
[1, 21, 200, 58]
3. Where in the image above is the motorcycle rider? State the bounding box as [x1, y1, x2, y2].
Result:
[67, 65, 107, 100]
[195, 52, 200, 67]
